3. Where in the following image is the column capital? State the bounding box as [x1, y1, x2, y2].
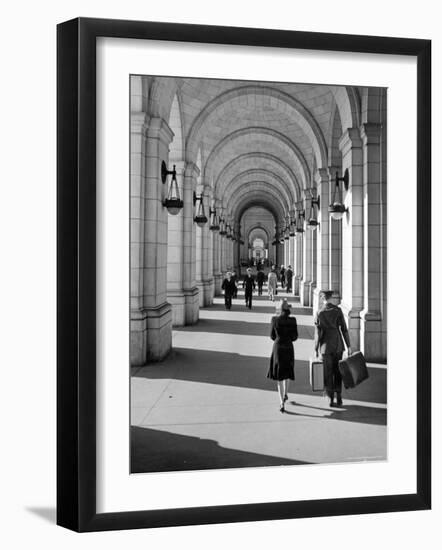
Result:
[184, 161, 200, 179]
[314, 168, 329, 185]
[145, 116, 175, 145]
[131, 112, 149, 134]
[339, 127, 362, 155]
[359, 122, 382, 145]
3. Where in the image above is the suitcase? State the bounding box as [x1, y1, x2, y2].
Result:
[338, 351, 369, 389]
[309, 357, 324, 392]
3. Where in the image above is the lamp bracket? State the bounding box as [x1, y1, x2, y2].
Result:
[161, 160, 176, 184]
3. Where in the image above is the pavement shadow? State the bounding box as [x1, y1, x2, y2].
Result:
[134, 350, 386, 406]
[131, 426, 311, 473]
[174, 318, 313, 339]
[286, 402, 386, 426]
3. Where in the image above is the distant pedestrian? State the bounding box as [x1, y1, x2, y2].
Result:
[257, 269, 265, 295]
[285, 265, 293, 293]
[314, 290, 352, 407]
[279, 265, 286, 288]
[267, 267, 278, 301]
[221, 271, 236, 310]
[267, 299, 299, 412]
[231, 270, 238, 298]
[242, 267, 256, 309]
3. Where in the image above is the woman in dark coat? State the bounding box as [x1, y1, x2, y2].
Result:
[267, 299, 298, 412]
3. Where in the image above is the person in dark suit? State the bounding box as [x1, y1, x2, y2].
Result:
[221, 271, 236, 310]
[242, 267, 256, 309]
[230, 270, 238, 298]
[267, 299, 298, 412]
[285, 265, 293, 293]
[256, 269, 265, 295]
[279, 265, 286, 288]
[314, 290, 352, 407]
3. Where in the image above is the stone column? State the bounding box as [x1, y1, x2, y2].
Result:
[328, 165, 342, 300]
[166, 161, 186, 326]
[288, 235, 296, 296]
[294, 232, 303, 296]
[182, 162, 200, 324]
[201, 192, 214, 306]
[130, 115, 173, 363]
[300, 227, 313, 306]
[359, 122, 386, 361]
[339, 128, 364, 350]
[312, 169, 330, 314]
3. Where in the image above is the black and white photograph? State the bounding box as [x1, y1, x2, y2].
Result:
[130, 76, 387, 474]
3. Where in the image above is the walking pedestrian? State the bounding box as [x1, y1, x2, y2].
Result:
[242, 267, 256, 309]
[257, 269, 265, 296]
[279, 265, 286, 289]
[231, 270, 238, 298]
[267, 299, 298, 412]
[267, 266, 278, 301]
[285, 265, 293, 293]
[221, 271, 236, 310]
[314, 290, 352, 407]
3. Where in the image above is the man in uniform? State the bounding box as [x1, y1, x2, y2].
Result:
[314, 290, 352, 407]
[221, 271, 236, 310]
[242, 267, 256, 309]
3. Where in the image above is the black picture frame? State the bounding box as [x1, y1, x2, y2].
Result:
[57, 17, 431, 532]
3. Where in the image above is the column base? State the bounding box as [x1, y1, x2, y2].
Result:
[167, 291, 186, 327]
[214, 273, 223, 296]
[203, 278, 215, 306]
[184, 287, 199, 325]
[360, 310, 387, 363]
[196, 279, 215, 307]
[130, 302, 172, 365]
[294, 276, 301, 297]
[300, 280, 313, 307]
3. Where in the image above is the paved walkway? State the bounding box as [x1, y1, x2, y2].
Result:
[131, 290, 387, 473]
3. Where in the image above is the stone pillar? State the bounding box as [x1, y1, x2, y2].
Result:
[294, 232, 303, 296]
[359, 122, 386, 362]
[166, 161, 186, 326]
[182, 162, 200, 324]
[202, 196, 215, 306]
[339, 128, 364, 351]
[213, 229, 222, 295]
[300, 227, 313, 306]
[130, 115, 173, 364]
[313, 169, 330, 314]
[310, 227, 317, 306]
[327, 165, 342, 300]
[288, 235, 296, 296]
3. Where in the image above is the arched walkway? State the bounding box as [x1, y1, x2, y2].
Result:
[131, 284, 386, 472]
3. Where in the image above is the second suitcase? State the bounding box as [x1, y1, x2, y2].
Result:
[338, 351, 369, 389]
[309, 357, 324, 392]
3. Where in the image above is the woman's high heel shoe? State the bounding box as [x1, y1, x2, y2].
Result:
[283, 394, 288, 403]
[279, 404, 285, 413]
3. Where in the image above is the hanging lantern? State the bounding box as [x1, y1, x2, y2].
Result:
[328, 169, 349, 220]
[193, 192, 208, 227]
[295, 208, 305, 233]
[209, 207, 219, 231]
[219, 217, 227, 235]
[306, 195, 320, 231]
[161, 161, 183, 215]
[289, 216, 296, 237]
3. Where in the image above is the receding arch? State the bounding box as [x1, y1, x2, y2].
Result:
[223, 170, 294, 211]
[204, 126, 311, 189]
[215, 152, 300, 199]
[186, 85, 328, 168]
